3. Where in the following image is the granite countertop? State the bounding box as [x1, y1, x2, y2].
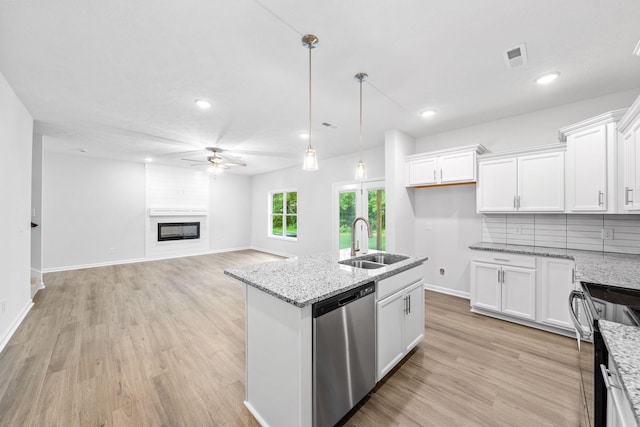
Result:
[598, 320, 640, 424]
[469, 242, 640, 291]
[224, 252, 428, 308]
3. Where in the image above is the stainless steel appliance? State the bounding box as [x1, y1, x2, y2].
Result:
[312, 282, 376, 427]
[569, 282, 640, 427]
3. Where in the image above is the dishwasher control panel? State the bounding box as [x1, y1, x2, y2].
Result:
[360, 285, 375, 297]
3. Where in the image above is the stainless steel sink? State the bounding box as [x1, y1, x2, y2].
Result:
[358, 253, 409, 265]
[339, 253, 410, 270]
[339, 259, 385, 269]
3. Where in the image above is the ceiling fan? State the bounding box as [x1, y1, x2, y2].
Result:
[182, 147, 247, 170]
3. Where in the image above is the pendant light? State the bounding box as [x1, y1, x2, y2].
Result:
[302, 34, 319, 171]
[354, 72, 368, 180]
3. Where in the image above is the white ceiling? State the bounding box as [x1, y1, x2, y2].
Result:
[1, 0, 639, 175]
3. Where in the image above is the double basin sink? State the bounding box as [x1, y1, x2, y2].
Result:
[339, 253, 409, 270]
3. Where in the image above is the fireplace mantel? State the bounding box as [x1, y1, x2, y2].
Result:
[148, 208, 208, 217]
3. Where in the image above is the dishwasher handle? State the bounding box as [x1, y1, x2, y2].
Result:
[339, 294, 358, 306]
[312, 282, 375, 318]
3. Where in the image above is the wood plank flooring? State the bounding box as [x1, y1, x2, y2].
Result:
[0, 250, 583, 426]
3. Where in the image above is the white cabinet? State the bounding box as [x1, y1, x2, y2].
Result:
[376, 278, 424, 381]
[477, 158, 517, 212]
[559, 110, 626, 213]
[537, 257, 575, 331]
[604, 355, 636, 427]
[620, 97, 640, 211]
[477, 146, 565, 213]
[470, 254, 536, 321]
[405, 144, 487, 187]
[408, 157, 437, 185]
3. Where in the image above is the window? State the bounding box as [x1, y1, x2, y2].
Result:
[270, 190, 297, 240]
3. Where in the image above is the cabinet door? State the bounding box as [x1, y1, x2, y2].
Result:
[403, 280, 425, 353]
[440, 151, 475, 183]
[622, 130, 636, 211]
[376, 289, 406, 380]
[477, 158, 517, 212]
[566, 126, 607, 211]
[518, 152, 565, 212]
[634, 122, 640, 210]
[407, 157, 437, 186]
[470, 261, 501, 312]
[501, 266, 536, 320]
[538, 258, 574, 330]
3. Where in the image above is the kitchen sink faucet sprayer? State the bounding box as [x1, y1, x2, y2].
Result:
[351, 217, 373, 257]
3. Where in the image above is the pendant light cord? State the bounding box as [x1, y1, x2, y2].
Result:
[359, 78, 363, 162]
[308, 45, 313, 150]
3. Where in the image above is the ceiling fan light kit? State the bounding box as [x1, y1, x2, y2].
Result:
[354, 72, 368, 180]
[302, 34, 319, 171]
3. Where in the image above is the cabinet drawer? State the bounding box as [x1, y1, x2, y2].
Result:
[376, 266, 422, 300]
[471, 252, 536, 269]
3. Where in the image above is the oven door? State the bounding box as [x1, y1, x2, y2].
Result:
[569, 290, 595, 426]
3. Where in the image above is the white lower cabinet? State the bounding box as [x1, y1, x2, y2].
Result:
[537, 257, 575, 330]
[376, 279, 424, 381]
[604, 355, 636, 427]
[471, 260, 536, 321]
[471, 251, 578, 335]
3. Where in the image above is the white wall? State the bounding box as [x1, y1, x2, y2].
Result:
[210, 173, 252, 251]
[384, 130, 416, 256]
[43, 152, 146, 270]
[0, 72, 34, 350]
[410, 88, 640, 296]
[250, 146, 385, 256]
[31, 134, 43, 289]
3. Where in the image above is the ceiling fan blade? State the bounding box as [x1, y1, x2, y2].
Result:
[181, 158, 208, 163]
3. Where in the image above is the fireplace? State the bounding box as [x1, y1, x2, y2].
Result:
[157, 222, 200, 242]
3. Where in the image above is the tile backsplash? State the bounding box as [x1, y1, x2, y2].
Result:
[482, 214, 640, 254]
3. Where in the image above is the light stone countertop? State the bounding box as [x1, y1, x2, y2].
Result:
[598, 320, 640, 425]
[469, 242, 640, 291]
[224, 252, 428, 307]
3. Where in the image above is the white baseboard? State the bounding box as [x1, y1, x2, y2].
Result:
[43, 257, 147, 273]
[424, 283, 470, 299]
[244, 401, 270, 427]
[0, 300, 34, 354]
[41, 246, 279, 274]
[249, 246, 295, 259]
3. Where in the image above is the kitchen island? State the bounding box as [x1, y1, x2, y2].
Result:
[224, 251, 427, 427]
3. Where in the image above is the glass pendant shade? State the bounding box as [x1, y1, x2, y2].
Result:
[303, 146, 318, 171]
[355, 160, 367, 180]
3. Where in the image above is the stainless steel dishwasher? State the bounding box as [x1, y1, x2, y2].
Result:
[312, 282, 376, 427]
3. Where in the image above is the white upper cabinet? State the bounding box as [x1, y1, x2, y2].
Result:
[405, 144, 487, 187]
[559, 110, 626, 213]
[619, 96, 640, 211]
[477, 158, 518, 212]
[477, 145, 565, 213]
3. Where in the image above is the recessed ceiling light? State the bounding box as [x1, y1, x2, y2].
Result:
[195, 99, 212, 109]
[299, 132, 310, 139]
[421, 110, 436, 118]
[144, 157, 153, 162]
[535, 72, 560, 85]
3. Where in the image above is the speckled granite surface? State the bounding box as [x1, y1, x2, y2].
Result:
[469, 242, 640, 291]
[598, 320, 640, 425]
[224, 252, 427, 307]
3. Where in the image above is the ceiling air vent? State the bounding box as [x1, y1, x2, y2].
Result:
[503, 44, 528, 69]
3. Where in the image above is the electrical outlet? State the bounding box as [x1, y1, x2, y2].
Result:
[439, 268, 445, 276]
[601, 228, 614, 240]
[108, 248, 116, 254]
[514, 226, 522, 235]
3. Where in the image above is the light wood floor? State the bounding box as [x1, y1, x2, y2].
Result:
[0, 250, 583, 426]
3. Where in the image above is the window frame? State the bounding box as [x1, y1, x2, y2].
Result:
[268, 189, 298, 241]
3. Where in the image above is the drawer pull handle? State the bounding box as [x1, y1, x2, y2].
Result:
[493, 258, 510, 262]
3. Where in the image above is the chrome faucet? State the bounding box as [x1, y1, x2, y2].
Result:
[351, 216, 373, 257]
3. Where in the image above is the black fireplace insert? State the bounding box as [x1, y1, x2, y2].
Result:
[157, 222, 200, 241]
